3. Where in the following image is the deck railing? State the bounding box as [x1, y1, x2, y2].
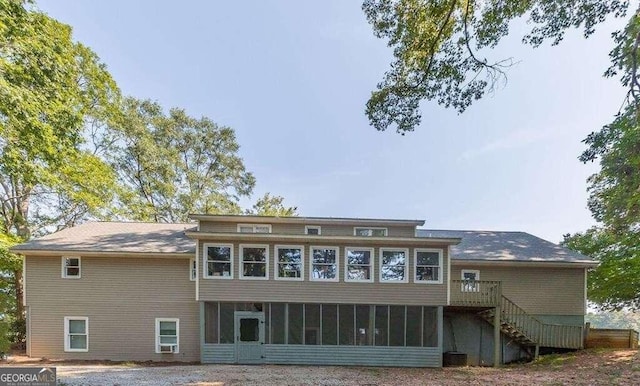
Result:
[450, 280, 502, 307]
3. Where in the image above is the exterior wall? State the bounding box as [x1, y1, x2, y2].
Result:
[451, 265, 586, 318]
[25, 255, 199, 362]
[198, 241, 449, 305]
[198, 221, 416, 237]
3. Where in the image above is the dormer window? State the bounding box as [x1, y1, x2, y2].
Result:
[353, 227, 387, 237]
[237, 224, 272, 233]
[305, 226, 321, 235]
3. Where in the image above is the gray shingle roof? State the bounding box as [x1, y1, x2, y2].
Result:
[11, 222, 196, 254]
[417, 229, 593, 263]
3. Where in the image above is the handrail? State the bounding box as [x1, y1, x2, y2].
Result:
[450, 280, 502, 306]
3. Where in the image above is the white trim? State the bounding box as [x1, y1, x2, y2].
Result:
[155, 318, 179, 354]
[309, 246, 339, 282]
[344, 247, 374, 283]
[305, 225, 321, 235]
[195, 243, 199, 301]
[239, 244, 269, 280]
[61, 256, 81, 279]
[237, 223, 272, 233]
[414, 248, 443, 284]
[64, 316, 88, 352]
[379, 248, 409, 283]
[22, 256, 26, 306]
[189, 258, 197, 281]
[447, 246, 451, 305]
[353, 227, 388, 237]
[274, 245, 304, 281]
[202, 243, 234, 279]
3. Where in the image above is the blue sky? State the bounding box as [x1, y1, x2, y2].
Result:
[39, 1, 627, 242]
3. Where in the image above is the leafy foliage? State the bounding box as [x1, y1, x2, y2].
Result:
[246, 193, 298, 217]
[362, 0, 629, 133]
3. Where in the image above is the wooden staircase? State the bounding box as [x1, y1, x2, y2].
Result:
[477, 295, 584, 351]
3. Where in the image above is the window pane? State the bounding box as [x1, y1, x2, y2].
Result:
[240, 319, 260, 342]
[208, 247, 231, 261]
[374, 306, 387, 346]
[347, 250, 370, 265]
[288, 304, 303, 345]
[271, 303, 286, 344]
[321, 304, 338, 345]
[254, 226, 270, 233]
[406, 306, 422, 347]
[243, 248, 266, 262]
[208, 262, 232, 277]
[204, 302, 218, 344]
[417, 251, 439, 266]
[159, 321, 176, 336]
[68, 320, 86, 334]
[306, 227, 320, 235]
[304, 304, 320, 345]
[338, 305, 354, 345]
[69, 335, 86, 349]
[312, 249, 336, 264]
[356, 305, 371, 346]
[416, 266, 439, 281]
[312, 264, 336, 279]
[423, 307, 438, 347]
[66, 267, 80, 276]
[346, 266, 370, 281]
[66, 258, 79, 267]
[160, 336, 178, 344]
[239, 226, 253, 233]
[389, 306, 405, 346]
[243, 263, 266, 277]
[219, 303, 234, 343]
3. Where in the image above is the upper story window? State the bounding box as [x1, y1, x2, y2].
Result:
[310, 247, 338, 281]
[204, 244, 233, 279]
[275, 245, 303, 280]
[414, 249, 442, 284]
[240, 245, 269, 280]
[305, 226, 321, 235]
[354, 227, 387, 237]
[345, 247, 374, 283]
[62, 257, 81, 278]
[238, 224, 272, 233]
[379, 248, 408, 283]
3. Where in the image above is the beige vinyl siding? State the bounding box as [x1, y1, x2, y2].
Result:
[451, 265, 586, 315]
[199, 241, 448, 305]
[198, 221, 415, 237]
[25, 256, 198, 362]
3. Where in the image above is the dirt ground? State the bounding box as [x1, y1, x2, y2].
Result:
[1, 348, 638, 385]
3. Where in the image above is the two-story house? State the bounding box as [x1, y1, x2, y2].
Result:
[12, 215, 595, 367]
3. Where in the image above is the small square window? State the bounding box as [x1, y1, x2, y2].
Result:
[305, 226, 321, 235]
[237, 224, 272, 233]
[354, 227, 387, 237]
[62, 257, 81, 278]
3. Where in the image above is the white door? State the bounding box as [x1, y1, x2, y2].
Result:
[234, 311, 265, 364]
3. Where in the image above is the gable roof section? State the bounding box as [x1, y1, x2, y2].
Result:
[11, 222, 196, 255]
[417, 229, 594, 264]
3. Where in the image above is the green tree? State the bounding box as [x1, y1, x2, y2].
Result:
[105, 98, 256, 223]
[247, 193, 298, 217]
[362, 0, 629, 133]
[0, 0, 121, 341]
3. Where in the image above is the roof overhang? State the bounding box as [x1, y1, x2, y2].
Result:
[188, 214, 425, 227]
[185, 231, 460, 246]
[12, 249, 193, 259]
[451, 259, 598, 268]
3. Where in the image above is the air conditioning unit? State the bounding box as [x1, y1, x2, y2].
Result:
[160, 344, 176, 353]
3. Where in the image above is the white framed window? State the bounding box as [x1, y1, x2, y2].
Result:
[203, 244, 233, 279]
[64, 317, 88, 352]
[155, 318, 179, 354]
[189, 258, 197, 281]
[305, 226, 321, 235]
[345, 247, 374, 282]
[61, 257, 81, 279]
[379, 248, 409, 283]
[310, 246, 339, 281]
[354, 227, 387, 237]
[275, 245, 304, 280]
[461, 269, 480, 292]
[240, 244, 269, 280]
[237, 224, 272, 233]
[415, 249, 443, 284]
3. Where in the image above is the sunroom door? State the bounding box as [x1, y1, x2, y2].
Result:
[234, 311, 265, 364]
